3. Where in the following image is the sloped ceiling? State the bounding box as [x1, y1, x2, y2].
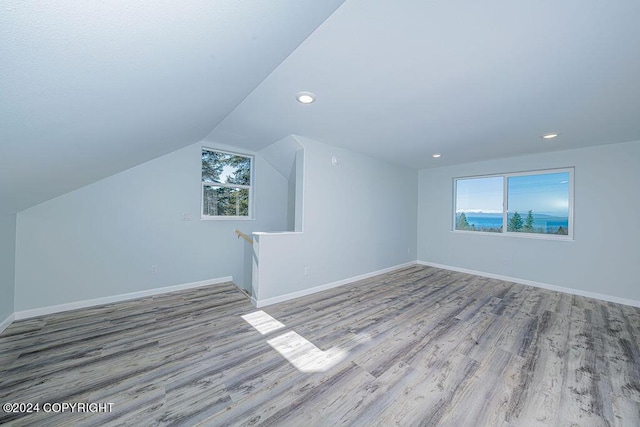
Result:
[3, 1, 640, 214]
[207, 0, 640, 168]
[0, 0, 344, 214]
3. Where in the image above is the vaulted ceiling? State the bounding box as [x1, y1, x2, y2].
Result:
[0, 0, 344, 214]
[2, 0, 640, 214]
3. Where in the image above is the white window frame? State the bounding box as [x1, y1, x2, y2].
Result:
[201, 147, 254, 220]
[453, 167, 574, 240]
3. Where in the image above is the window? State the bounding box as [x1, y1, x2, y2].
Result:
[454, 168, 573, 239]
[202, 148, 253, 219]
[455, 175, 504, 233]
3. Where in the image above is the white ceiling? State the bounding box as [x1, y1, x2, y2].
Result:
[0, 0, 343, 214]
[208, 0, 640, 168]
[3, 0, 640, 214]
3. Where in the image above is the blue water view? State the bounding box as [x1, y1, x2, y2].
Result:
[457, 213, 568, 233]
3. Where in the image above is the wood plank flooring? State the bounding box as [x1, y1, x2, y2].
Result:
[1, 265, 640, 426]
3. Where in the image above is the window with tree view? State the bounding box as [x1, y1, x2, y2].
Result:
[202, 148, 252, 219]
[454, 168, 573, 239]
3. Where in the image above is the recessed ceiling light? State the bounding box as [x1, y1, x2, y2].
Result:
[541, 132, 559, 139]
[296, 91, 316, 104]
[432, 153, 442, 158]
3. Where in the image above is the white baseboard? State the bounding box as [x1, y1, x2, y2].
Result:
[254, 262, 416, 308]
[0, 313, 15, 335]
[417, 260, 640, 308]
[14, 276, 233, 320]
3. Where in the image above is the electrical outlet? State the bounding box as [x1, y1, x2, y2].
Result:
[151, 265, 158, 275]
[304, 266, 310, 275]
[181, 213, 192, 221]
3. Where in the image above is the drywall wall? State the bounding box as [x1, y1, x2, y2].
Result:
[258, 135, 304, 231]
[293, 149, 304, 232]
[0, 214, 16, 325]
[252, 135, 417, 303]
[14, 142, 288, 312]
[417, 139, 640, 302]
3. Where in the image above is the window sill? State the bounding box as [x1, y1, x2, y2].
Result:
[451, 229, 575, 242]
[201, 216, 255, 221]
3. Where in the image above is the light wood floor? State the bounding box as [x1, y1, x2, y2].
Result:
[1, 265, 640, 426]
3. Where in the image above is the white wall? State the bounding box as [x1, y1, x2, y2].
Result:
[14, 142, 289, 312]
[0, 214, 16, 325]
[258, 135, 304, 232]
[417, 139, 640, 302]
[13, 134, 637, 315]
[252, 135, 418, 304]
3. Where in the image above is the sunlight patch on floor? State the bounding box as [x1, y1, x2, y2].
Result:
[242, 310, 347, 373]
[241, 311, 286, 335]
[267, 331, 347, 373]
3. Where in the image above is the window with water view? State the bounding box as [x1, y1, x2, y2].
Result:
[454, 168, 573, 238]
